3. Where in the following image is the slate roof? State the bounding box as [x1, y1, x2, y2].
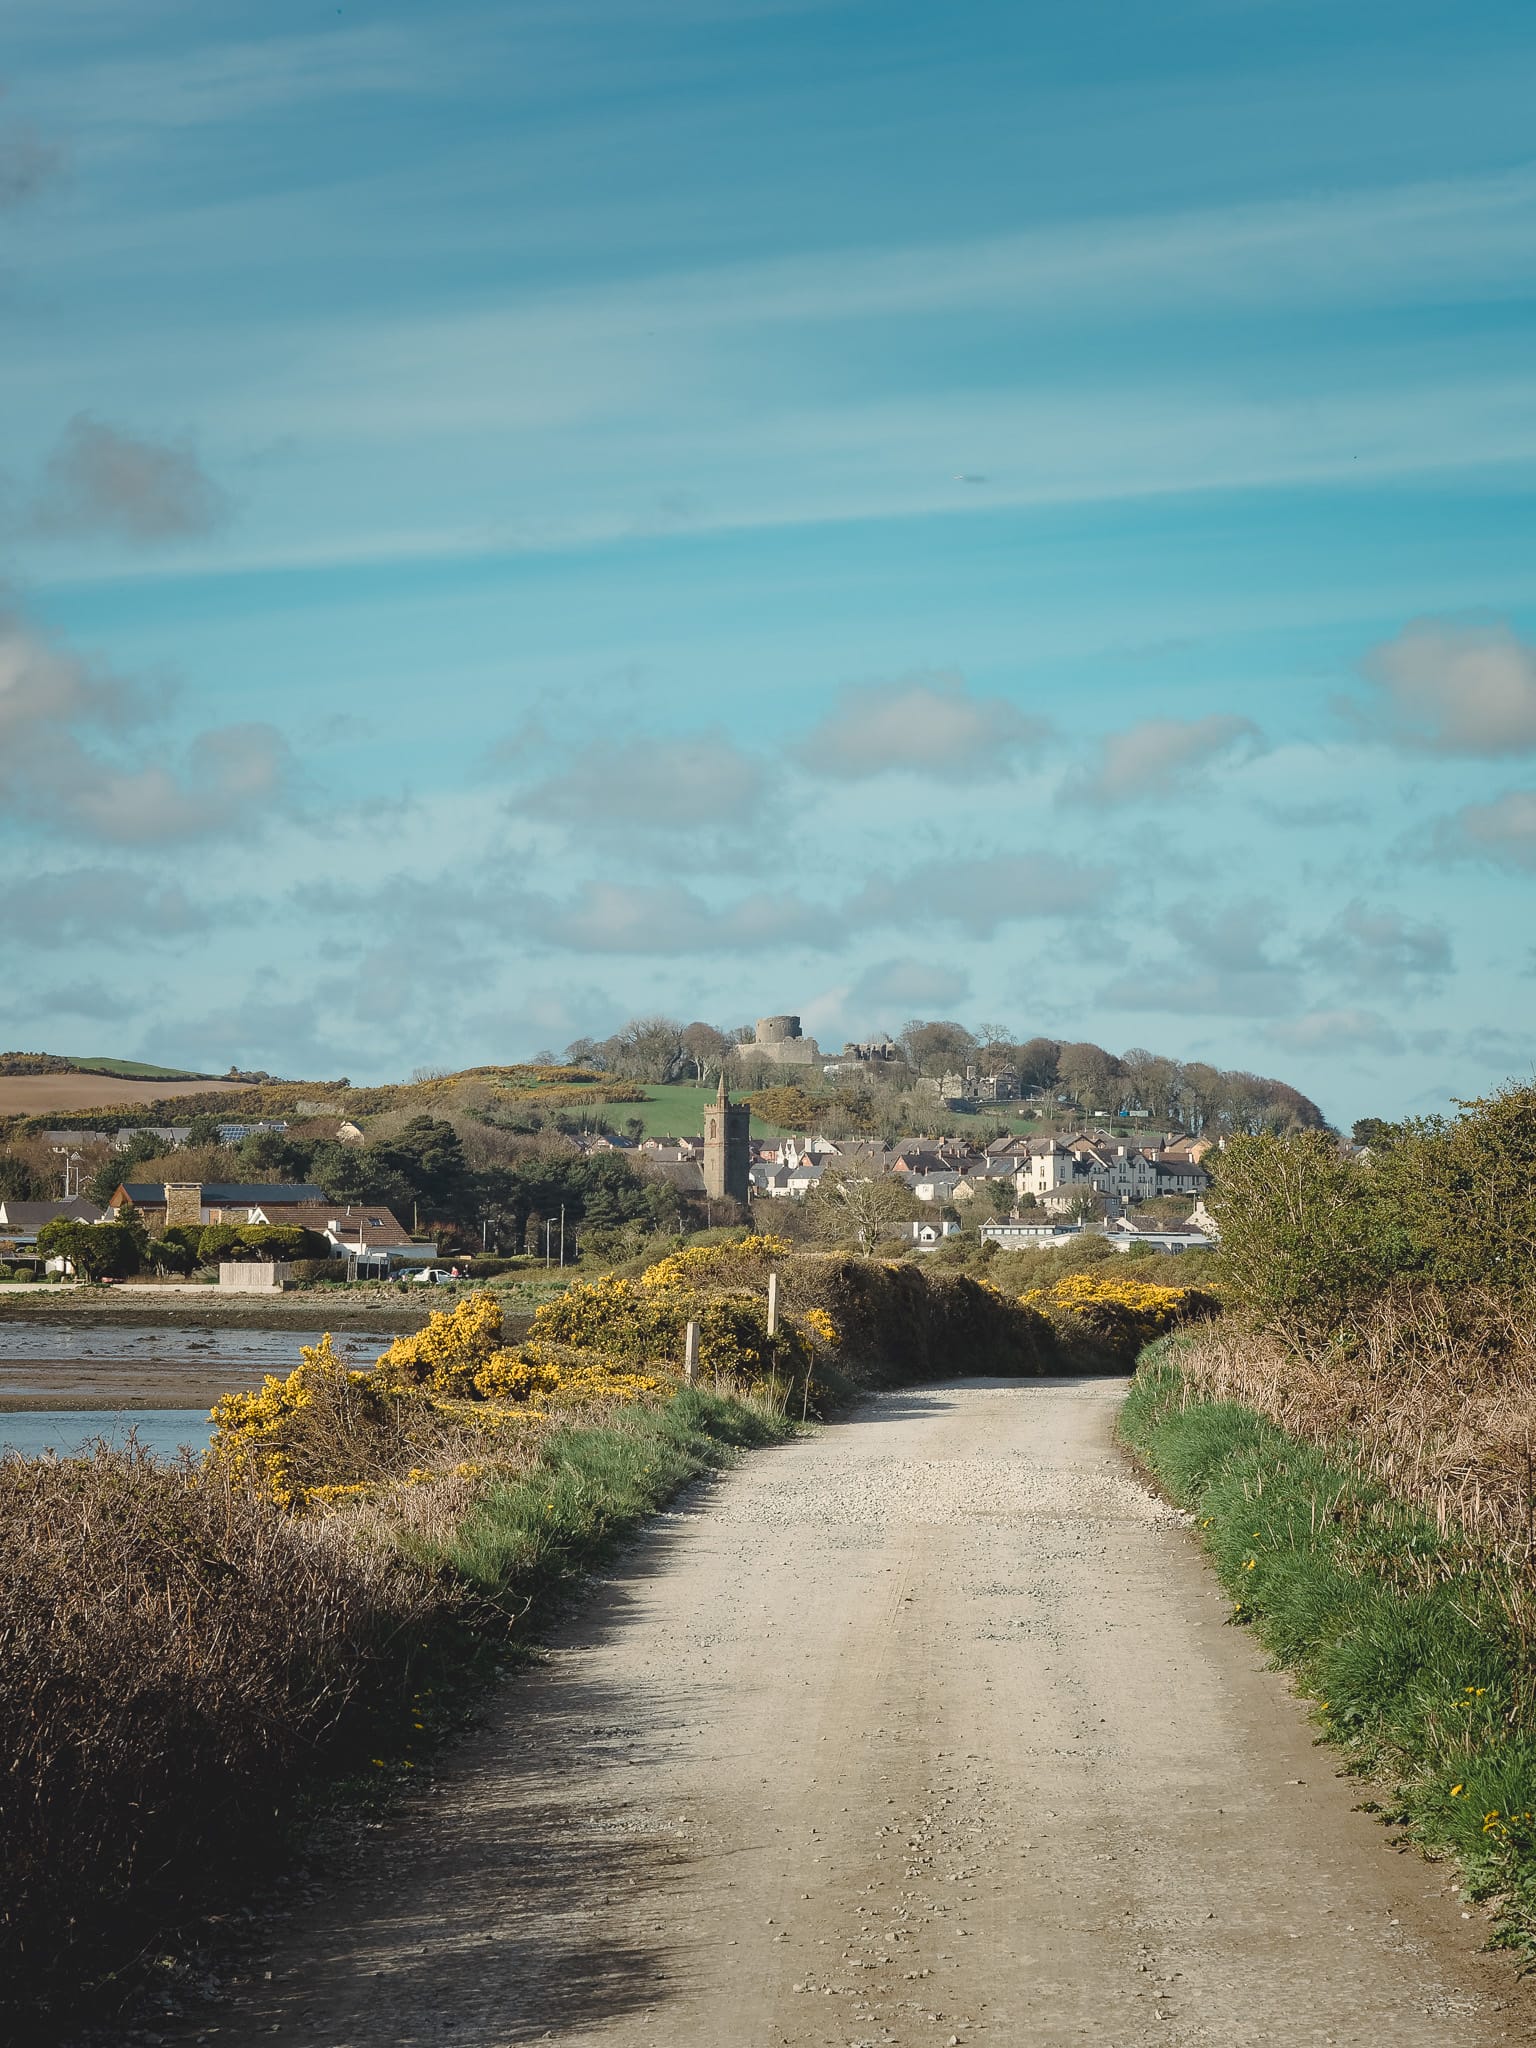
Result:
[115, 1182, 327, 1206]
[0, 1198, 107, 1230]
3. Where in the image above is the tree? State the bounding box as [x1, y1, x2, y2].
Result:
[1207, 1130, 1384, 1332]
[623, 1116, 646, 1143]
[808, 1164, 919, 1252]
[897, 1020, 977, 1078]
[679, 1021, 734, 1083]
[747, 1084, 825, 1131]
[1351, 1116, 1402, 1153]
[607, 1015, 686, 1082]
[1014, 1037, 1061, 1092]
[368, 1117, 476, 1224]
[185, 1114, 223, 1148]
[36, 1219, 141, 1280]
[1055, 1042, 1122, 1114]
[0, 1149, 45, 1201]
[1377, 1084, 1536, 1294]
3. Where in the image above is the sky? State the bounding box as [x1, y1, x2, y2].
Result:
[3, 0, 1535, 1126]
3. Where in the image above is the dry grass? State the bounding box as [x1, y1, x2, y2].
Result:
[1172, 1290, 1536, 1562]
[0, 1441, 457, 2028]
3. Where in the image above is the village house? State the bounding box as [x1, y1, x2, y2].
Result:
[265, 1203, 427, 1264]
[0, 1197, 107, 1253]
[1017, 1135, 1209, 1210]
[108, 1181, 327, 1229]
[1101, 1214, 1217, 1255]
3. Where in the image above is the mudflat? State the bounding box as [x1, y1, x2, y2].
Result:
[166, 1378, 1530, 2047]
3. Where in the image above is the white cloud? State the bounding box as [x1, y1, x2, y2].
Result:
[521, 880, 843, 956]
[0, 866, 215, 944]
[0, 609, 295, 844]
[1066, 713, 1262, 804]
[793, 672, 1048, 783]
[852, 853, 1112, 938]
[1360, 617, 1536, 756]
[847, 957, 973, 1015]
[1434, 788, 1536, 871]
[1266, 1008, 1405, 1057]
[517, 731, 764, 831]
[31, 414, 228, 544]
[1305, 900, 1452, 991]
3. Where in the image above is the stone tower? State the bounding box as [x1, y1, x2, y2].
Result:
[703, 1070, 751, 1207]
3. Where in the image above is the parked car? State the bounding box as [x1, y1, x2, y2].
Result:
[403, 1266, 453, 1285]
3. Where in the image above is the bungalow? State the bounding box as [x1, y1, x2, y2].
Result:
[261, 1203, 427, 1265]
[1102, 1215, 1216, 1255]
[907, 1218, 962, 1247]
[0, 1196, 107, 1248]
[108, 1181, 327, 1228]
[980, 1218, 1083, 1247]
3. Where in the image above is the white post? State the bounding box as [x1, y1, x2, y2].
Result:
[684, 1319, 699, 1385]
[766, 1269, 779, 1338]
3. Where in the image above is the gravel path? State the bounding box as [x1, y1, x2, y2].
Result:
[174, 1378, 1529, 2046]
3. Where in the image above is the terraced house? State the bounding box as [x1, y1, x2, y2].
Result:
[1018, 1137, 1209, 1212]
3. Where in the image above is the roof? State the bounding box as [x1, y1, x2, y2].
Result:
[270, 1203, 413, 1245]
[0, 1198, 107, 1230]
[115, 1181, 327, 1206]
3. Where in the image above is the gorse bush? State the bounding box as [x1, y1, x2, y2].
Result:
[1020, 1272, 1219, 1369]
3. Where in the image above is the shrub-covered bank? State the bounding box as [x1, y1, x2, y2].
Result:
[3, 1241, 1218, 2037]
[1123, 1345, 1536, 1944]
[0, 1389, 789, 2037]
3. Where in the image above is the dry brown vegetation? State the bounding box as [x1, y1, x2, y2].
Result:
[1171, 1290, 1536, 1567]
[0, 1074, 249, 1114]
[0, 1442, 457, 2029]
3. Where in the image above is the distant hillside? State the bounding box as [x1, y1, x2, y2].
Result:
[0, 1052, 215, 1081]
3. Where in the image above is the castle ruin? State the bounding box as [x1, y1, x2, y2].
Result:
[733, 1014, 823, 1069]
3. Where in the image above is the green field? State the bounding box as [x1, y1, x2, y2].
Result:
[65, 1057, 217, 1080]
[574, 1084, 1049, 1139]
[571, 1084, 779, 1137]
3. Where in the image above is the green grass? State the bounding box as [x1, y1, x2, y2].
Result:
[573, 1083, 779, 1136]
[430, 1390, 793, 1607]
[63, 1056, 216, 1080]
[1121, 1349, 1536, 1942]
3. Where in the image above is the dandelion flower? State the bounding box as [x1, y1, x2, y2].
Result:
[1450, 1785, 1464, 1797]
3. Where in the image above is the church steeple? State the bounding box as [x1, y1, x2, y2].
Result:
[704, 1062, 749, 1207]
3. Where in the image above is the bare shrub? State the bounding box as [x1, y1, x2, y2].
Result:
[0, 1440, 457, 2027]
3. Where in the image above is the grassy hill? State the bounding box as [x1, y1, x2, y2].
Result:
[64, 1057, 216, 1080]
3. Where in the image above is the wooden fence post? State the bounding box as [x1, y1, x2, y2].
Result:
[766, 1270, 779, 1338]
[684, 1319, 699, 1385]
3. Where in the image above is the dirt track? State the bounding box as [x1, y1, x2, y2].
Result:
[175, 1379, 1529, 2046]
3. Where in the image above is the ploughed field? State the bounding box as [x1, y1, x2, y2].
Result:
[0, 1073, 248, 1113]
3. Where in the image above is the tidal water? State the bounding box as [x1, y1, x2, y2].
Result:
[0, 1408, 215, 1461]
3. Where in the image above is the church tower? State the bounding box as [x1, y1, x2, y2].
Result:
[703, 1070, 751, 1207]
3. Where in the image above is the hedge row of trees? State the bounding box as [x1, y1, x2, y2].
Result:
[1209, 1081, 1536, 1335]
[32, 1217, 331, 1280]
[552, 1013, 1323, 1137]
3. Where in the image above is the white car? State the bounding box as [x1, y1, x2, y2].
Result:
[403, 1266, 453, 1285]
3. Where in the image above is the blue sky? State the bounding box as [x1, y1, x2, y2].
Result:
[3, 0, 1535, 1124]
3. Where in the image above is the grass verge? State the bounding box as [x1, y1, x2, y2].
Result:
[1121, 1346, 1536, 1948]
